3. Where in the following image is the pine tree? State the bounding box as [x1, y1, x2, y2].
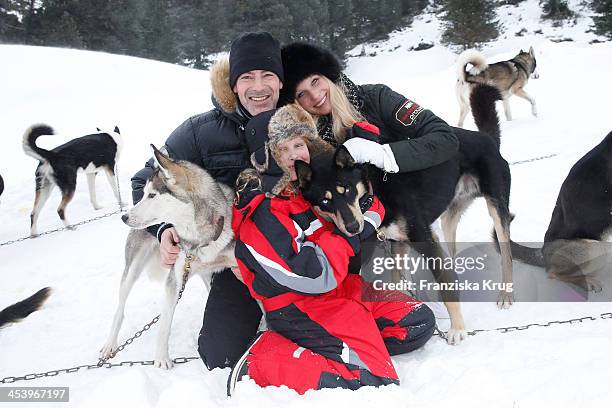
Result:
[540, 0, 573, 20]
[140, 0, 179, 63]
[401, 0, 428, 17]
[32, 0, 83, 48]
[285, 0, 327, 44]
[326, 0, 354, 57]
[7, 0, 41, 44]
[0, 0, 23, 42]
[592, 0, 612, 38]
[440, 0, 500, 49]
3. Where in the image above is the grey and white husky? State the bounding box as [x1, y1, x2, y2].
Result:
[456, 47, 538, 127]
[100, 145, 236, 369]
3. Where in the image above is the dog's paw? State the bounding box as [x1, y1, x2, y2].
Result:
[99, 343, 117, 359]
[587, 277, 603, 293]
[154, 356, 174, 370]
[496, 290, 514, 309]
[93, 204, 103, 210]
[446, 328, 468, 345]
[66, 225, 77, 231]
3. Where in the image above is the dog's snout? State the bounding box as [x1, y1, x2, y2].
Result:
[345, 220, 361, 235]
[121, 214, 129, 224]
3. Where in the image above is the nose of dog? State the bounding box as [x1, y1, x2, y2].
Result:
[345, 220, 361, 235]
[121, 214, 129, 224]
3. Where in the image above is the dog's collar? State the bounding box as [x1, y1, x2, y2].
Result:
[359, 181, 375, 213]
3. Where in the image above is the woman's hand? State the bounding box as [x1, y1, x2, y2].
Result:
[343, 137, 399, 173]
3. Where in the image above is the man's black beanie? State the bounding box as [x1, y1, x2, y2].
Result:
[229, 32, 284, 89]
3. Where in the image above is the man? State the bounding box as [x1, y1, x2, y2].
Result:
[130, 32, 283, 370]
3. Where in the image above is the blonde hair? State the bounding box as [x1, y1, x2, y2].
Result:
[326, 77, 363, 143]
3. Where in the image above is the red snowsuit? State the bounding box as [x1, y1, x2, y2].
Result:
[232, 189, 435, 394]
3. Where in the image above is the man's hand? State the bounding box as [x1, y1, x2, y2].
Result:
[160, 227, 180, 268]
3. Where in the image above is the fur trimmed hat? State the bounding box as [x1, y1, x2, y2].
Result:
[279, 42, 343, 106]
[244, 104, 331, 195]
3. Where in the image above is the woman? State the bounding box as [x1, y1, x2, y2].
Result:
[228, 105, 435, 395]
[279, 42, 459, 174]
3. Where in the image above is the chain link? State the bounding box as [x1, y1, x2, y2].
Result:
[0, 357, 200, 384]
[96, 259, 192, 366]
[434, 311, 612, 340]
[509, 153, 558, 166]
[0, 210, 125, 247]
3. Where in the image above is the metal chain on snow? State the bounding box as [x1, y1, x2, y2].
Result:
[509, 153, 558, 166]
[96, 257, 193, 366]
[0, 356, 200, 384]
[0, 165, 127, 248]
[3, 310, 611, 384]
[434, 311, 612, 341]
[1, 257, 195, 385]
[0, 210, 125, 247]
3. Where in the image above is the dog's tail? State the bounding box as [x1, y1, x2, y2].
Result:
[470, 84, 503, 148]
[0, 287, 51, 328]
[456, 49, 488, 83]
[22, 124, 55, 162]
[491, 218, 545, 267]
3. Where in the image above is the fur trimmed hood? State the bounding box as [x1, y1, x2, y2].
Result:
[210, 58, 237, 113]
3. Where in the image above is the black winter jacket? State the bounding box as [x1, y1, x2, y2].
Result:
[131, 96, 252, 237]
[358, 84, 459, 173]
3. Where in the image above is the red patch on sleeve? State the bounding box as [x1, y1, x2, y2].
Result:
[395, 99, 424, 126]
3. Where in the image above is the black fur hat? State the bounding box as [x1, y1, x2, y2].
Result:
[279, 42, 343, 106]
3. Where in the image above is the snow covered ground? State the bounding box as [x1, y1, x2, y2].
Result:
[1, 0, 611, 406]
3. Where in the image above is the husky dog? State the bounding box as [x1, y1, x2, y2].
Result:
[456, 47, 538, 127]
[100, 145, 236, 369]
[0, 287, 51, 329]
[503, 131, 612, 291]
[23, 124, 125, 235]
[296, 84, 513, 344]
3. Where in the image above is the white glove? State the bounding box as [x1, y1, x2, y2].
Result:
[342, 138, 399, 173]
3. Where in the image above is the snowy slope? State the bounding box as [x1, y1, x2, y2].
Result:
[1, 0, 611, 407]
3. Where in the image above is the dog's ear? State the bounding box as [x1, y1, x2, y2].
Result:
[295, 160, 312, 190]
[334, 145, 355, 169]
[96, 127, 101, 131]
[114, 126, 120, 134]
[151, 144, 181, 183]
[529, 46, 534, 56]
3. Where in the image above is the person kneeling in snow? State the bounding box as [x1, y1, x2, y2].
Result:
[228, 104, 435, 395]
